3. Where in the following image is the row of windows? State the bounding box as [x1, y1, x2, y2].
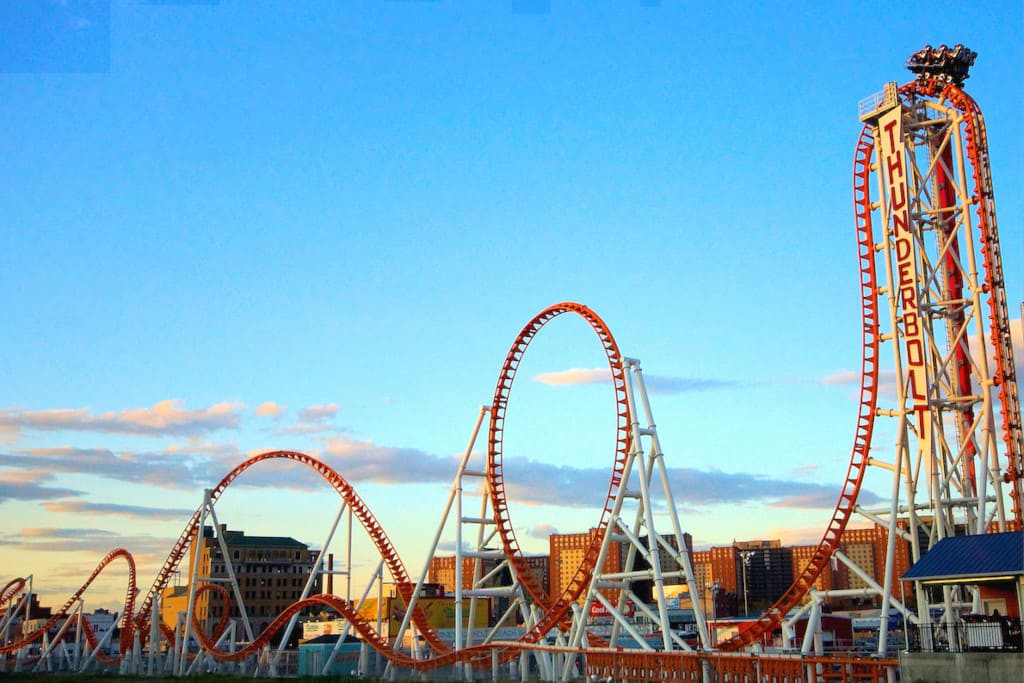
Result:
[239, 590, 303, 601]
[239, 577, 305, 588]
[208, 604, 284, 619]
[207, 563, 313, 576]
[230, 549, 305, 561]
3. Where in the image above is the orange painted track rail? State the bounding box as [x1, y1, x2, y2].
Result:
[912, 79, 1024, 525]
[0, 579, 26, 609]
[136, 450, 454, 664]
[716, 77, 1022, 650]
[8, 281, 1005, 672]
[487, 302, 631, 642]
[0, 548, 137, 664]
[715, 126, 883, 650]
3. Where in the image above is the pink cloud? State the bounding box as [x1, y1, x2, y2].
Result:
[821, 370, 859, 385]
[0, 400, 242, 437]
[527, 523, 560, 539]
[275, 422, 339, 436]
[22, 527, 117, 538]
[254, 402, 286, 418]
[43, 501, 195, 520]
[532, 368, 611, 386]
[821, 318, 1021, 399]
[532, 368, 738, 394]
[297, 403, 339, 422]
[321, 436, 458, 483]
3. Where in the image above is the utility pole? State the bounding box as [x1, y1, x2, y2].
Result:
[739, 550, 755, 617]
[707, 581, 721, 647]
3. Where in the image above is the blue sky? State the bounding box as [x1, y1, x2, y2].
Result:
[1, 0, 1021, 609]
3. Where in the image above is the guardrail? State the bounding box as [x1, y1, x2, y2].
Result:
[585, 650, 897, 683]
[905, 618, 1023, 653]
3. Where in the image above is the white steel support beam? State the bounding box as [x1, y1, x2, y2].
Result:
[178, 491, 211, 676]
[394, 405, 490, 658]
[272, 500, 348, 671]
[846, 79, 1021, 656]
[564, 357, 706, 681]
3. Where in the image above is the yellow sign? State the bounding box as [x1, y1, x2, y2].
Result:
[357, 596, 490, 637]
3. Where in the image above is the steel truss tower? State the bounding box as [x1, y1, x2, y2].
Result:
[717, 47, 1021, 656]
[849, 46, 1022, 651]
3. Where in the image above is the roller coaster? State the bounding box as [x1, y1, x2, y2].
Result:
[2, 46, 1020, 682]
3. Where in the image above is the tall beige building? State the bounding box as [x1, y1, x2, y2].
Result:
[550, 529, 620, 604]
[162, 524, 321, 634]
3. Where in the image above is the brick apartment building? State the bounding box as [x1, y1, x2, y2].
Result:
[429, 554, 548, 596]
[162, 524, 321, 634]
[690, 523, 917, 617]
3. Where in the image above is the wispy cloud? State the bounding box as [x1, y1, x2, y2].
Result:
[766, 492, 841, 509]
[0, 441, 252, 494]
[0, 429, 877, 518]
[298, 403, 339, 422]
[267, 403, 343, 436]
[436, 539, 474, 553]
[526, 523, 559, 539]
[254, 402, 286, 418]
[820, 370, 860, 385]
[275, 421, 341, 436]
[532, 368, 739, 394]
[643, 375, 741, 394]
[43, 501, 195, 520]
[498, 457, 879, 510]
[0, 528, 176, 559]
[22, 527, 117, 538]
[819, 318, 1022, 396]
[321, 436, 459, 484]
[820, 369, 898, 399]
[533, 368, 610, 386]
[0, 470, 82, 502]
[0, 400, 243, 438]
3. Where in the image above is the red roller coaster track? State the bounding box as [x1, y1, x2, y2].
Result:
[716, 76, 1021, 650]
[136, 450, 454, 664]
[0, 304, 638, 672]
[0, 548, 137, 663]
[714, 121, 882, 650]
[4, 76, 1015, 667]
[2, 289, 911, 676]
[487, 302, 632, 642]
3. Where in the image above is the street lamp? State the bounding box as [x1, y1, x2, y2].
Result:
[707, 581, 721, 617]
[707, 581, 721, 647]
[739, 550, 755, 617]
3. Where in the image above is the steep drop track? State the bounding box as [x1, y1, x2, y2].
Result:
[717, 77, 1021, 650]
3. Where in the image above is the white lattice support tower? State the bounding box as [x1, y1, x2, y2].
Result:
[852, 67, 1022, 653]
[565, 357, 709, 671]
[394, 405, 542, 679]
[270, 499, 352, 673]
[0, 576, 32, 653]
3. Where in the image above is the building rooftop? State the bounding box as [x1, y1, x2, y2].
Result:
[224, 534, 307, 549]
[202, 525, 308, 549]
[902, 531, 1023, 583]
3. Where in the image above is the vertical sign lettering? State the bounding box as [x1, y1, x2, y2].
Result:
[878, 107, 930, 443]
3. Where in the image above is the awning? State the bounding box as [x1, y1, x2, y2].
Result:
[902, 531, 1023, 584]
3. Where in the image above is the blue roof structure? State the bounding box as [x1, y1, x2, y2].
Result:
[902, 531, 1024, 583]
